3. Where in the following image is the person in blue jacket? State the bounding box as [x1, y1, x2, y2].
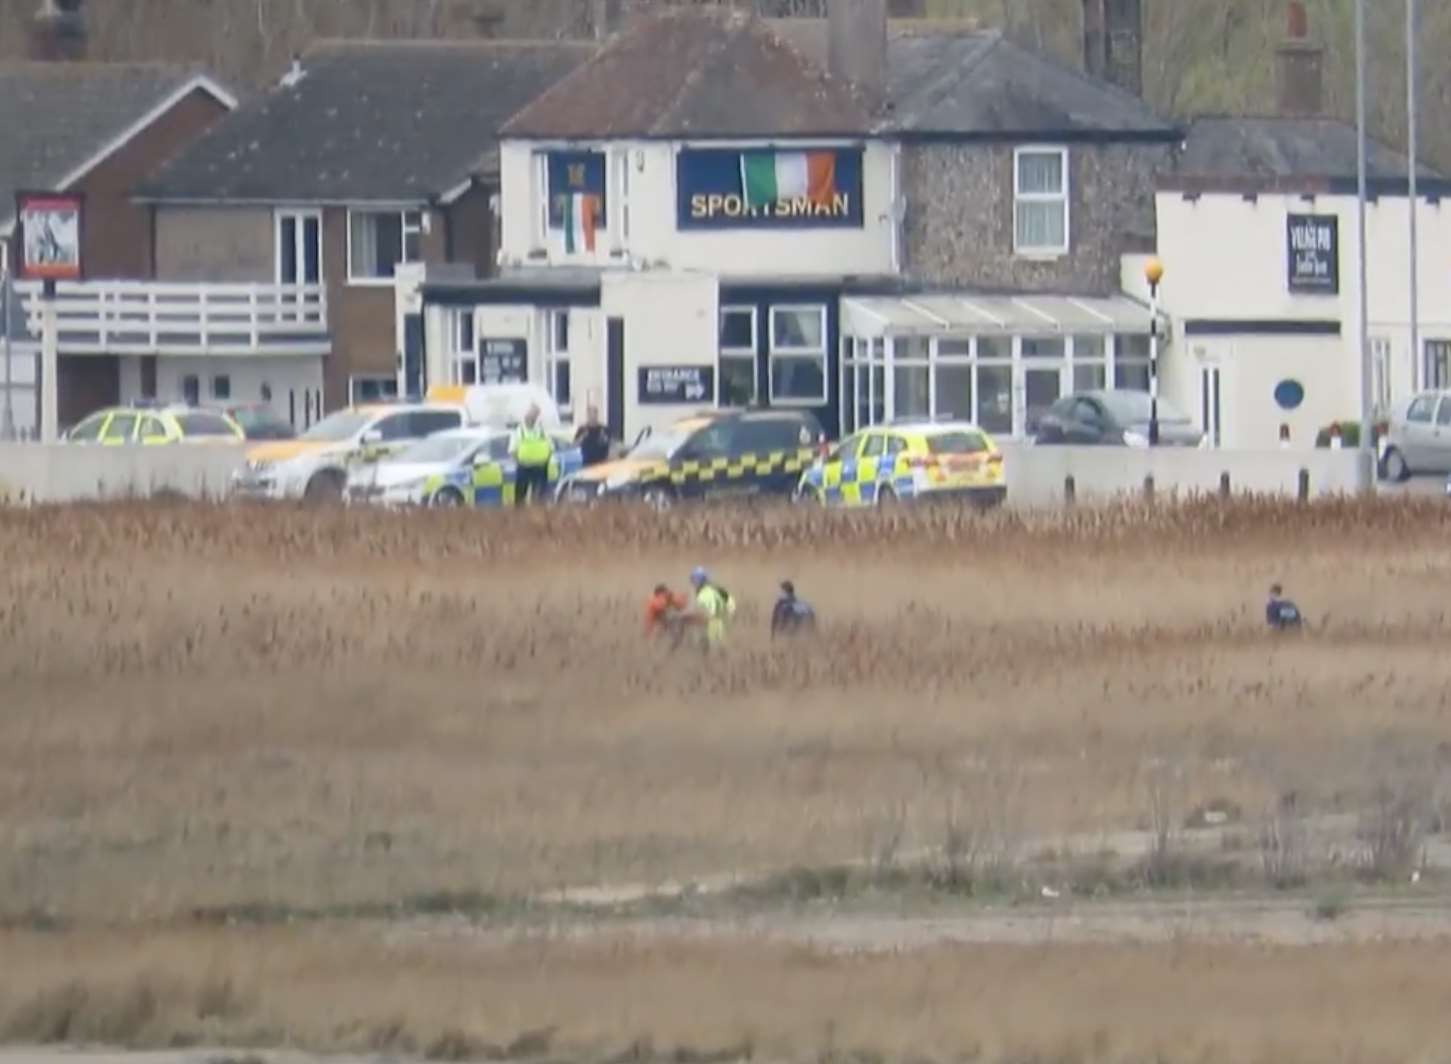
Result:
[1266, 583, 1304, 631]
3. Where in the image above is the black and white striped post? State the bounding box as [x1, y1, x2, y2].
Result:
[1145, 257, 1164, 446]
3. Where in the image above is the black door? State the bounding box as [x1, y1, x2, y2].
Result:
[402, 313, 424, 398]
[607, 317, 625, 441]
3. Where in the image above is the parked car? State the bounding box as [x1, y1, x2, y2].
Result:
[1034, 390, 1203, 448]
[63, 403, 243, 445]
[346, 426, 582, 507]
[796, 420, 1006, 508]
[231, 402, 464, 502]
[558, 409, 826, 507]
[1379, 391, 1451, 482]
[220, 402, 296, 441]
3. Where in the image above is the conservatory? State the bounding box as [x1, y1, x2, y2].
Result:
[839, 294, 1164, 439]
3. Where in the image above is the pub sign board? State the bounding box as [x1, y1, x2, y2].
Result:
[638, 365, 715, 405]
[677, 147, 864, 230]
[479, 338, 527, 384]
[16, 191, 84, 281]
[1286, 213, 1339, 294]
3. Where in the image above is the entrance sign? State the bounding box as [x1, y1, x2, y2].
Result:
[479, 338, 526, 384]
[638, 365, 715, 404]
[677, 148, 864, 230]
[1287, 213, 1338, 293]
[16, 192, 84, 281]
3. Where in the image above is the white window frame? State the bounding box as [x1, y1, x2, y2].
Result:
[543, 309, 572, 414]
[274, 208, 322, 286]
[532, 152, 550, 248]
[1013, 146, 1070, 258]
[719, 304, 758, 408]
[452, 310, 478, 386]
[612, 148, 631, 252]
[1424, 338, 1451, 391]
[768, 304, 829, 406]
[345, 207, 424, 286]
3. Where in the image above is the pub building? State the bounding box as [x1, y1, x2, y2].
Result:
[409, 3, 1179, 442]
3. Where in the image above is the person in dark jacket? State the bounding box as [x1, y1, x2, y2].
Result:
[574, 404, 611, 467]
[771, 580, 817, 638]
[1266, 583, 1303, 631]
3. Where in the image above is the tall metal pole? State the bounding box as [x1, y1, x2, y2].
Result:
[1, 263, 15, 441]
[39, 280, 58, 444]
[1407, 0, 1420, 392]
[1355, 0, 1374, 492]
[1148, 281, 1160, 446]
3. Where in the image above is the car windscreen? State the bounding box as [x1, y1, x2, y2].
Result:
[927, 431, 989, 455]
[300, 410, 371, 442]
[231, 407, 294, 436]
[1099, 392, 1190, 425]
[175, 412, 238, 437]
[393, 434, 491, 465]
[629, 428, 692, 461]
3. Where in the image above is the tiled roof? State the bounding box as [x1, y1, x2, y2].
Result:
[139, 40, 595, 203]
[1176, 116, 1439, 180]
[0, 63, 227, 228]
[502, 9, 872, 139]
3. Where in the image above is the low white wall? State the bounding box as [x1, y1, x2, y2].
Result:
[1001, 445, 1362, 508]
[0, 444, 246, 503]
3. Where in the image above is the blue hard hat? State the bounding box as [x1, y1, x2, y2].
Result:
[690, 567, 709, 587]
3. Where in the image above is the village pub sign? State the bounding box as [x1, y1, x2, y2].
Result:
[677, 147, 864, 230]
[1286, 213, 1339, 294]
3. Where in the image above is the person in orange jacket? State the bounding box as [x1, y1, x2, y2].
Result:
[644, 584, 691, 645]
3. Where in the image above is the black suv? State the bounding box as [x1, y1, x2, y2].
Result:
[559, 409, 827, 505]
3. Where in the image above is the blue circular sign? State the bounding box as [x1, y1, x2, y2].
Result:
[1274, 379, 1305, 410]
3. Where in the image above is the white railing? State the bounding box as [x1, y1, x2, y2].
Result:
[17, 280, 330, 357]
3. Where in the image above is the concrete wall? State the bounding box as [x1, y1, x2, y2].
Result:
[904, 141, 1171, 296]
[497, 139, 898, 277]
[153, 206, 274, 281]
[1000, 444, 1361, 509]
[0, 444, 245, 503]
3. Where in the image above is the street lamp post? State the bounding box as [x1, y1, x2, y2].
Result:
[1354, 0, 1374, 492]
[1145, 256, 1164, 446]
[1407, 0, 1420, 391]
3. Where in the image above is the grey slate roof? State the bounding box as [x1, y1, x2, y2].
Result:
[0, 63, 223, 229]
[502, 9, 872, 139]
[139, 40, 595, 203]
[1176, 117, 1439, 180]
[771, 20, 1176, 137]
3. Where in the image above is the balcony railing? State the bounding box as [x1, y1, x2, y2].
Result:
[17, 280, 330, 357]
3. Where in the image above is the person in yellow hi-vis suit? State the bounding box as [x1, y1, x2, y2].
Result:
[508, 403, 555, 506]
[689, 566, 735, 651]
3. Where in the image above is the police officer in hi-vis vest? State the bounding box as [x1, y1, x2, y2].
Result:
[508, 403, 555, 506]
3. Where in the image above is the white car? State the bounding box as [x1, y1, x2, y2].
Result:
[231, 402, 464, 502]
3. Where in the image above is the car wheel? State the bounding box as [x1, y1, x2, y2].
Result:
[303, 470, 345, 504]
[432, 487, 465, 508]
[1383, 447, 1411, 483]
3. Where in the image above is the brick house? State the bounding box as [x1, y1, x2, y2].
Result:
[0, 62, 235, 428]
[124, 38, 592, 427]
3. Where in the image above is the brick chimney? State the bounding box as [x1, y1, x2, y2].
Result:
[1082, 0, 1142, 96]
[28, 0, 86, 61]
[1276, 0, 1324, 117]
[828, 0, 887, 110]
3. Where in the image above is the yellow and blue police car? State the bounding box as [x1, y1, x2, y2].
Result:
[63, 403, 244, 445]
[346, 426, 582, 507]
[796, 420, 1007, 508]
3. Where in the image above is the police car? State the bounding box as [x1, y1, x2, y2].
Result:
[63, 403, 243, 445]
[346, 426, 582, 507]
[796, 420, 1007, 508]
[558, 409, 826, 506]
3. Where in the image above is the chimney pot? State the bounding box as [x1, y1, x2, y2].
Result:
[29, 0, 86, 62]
[1287, 0, 1309, 40]
[1276, 1, 1323, 117]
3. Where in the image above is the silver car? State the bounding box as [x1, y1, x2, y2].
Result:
[1381, 390, 1451, 482]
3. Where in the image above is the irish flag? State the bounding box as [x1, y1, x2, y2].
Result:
[559, 193, 599, 253]
[741, 151, 837, 210]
